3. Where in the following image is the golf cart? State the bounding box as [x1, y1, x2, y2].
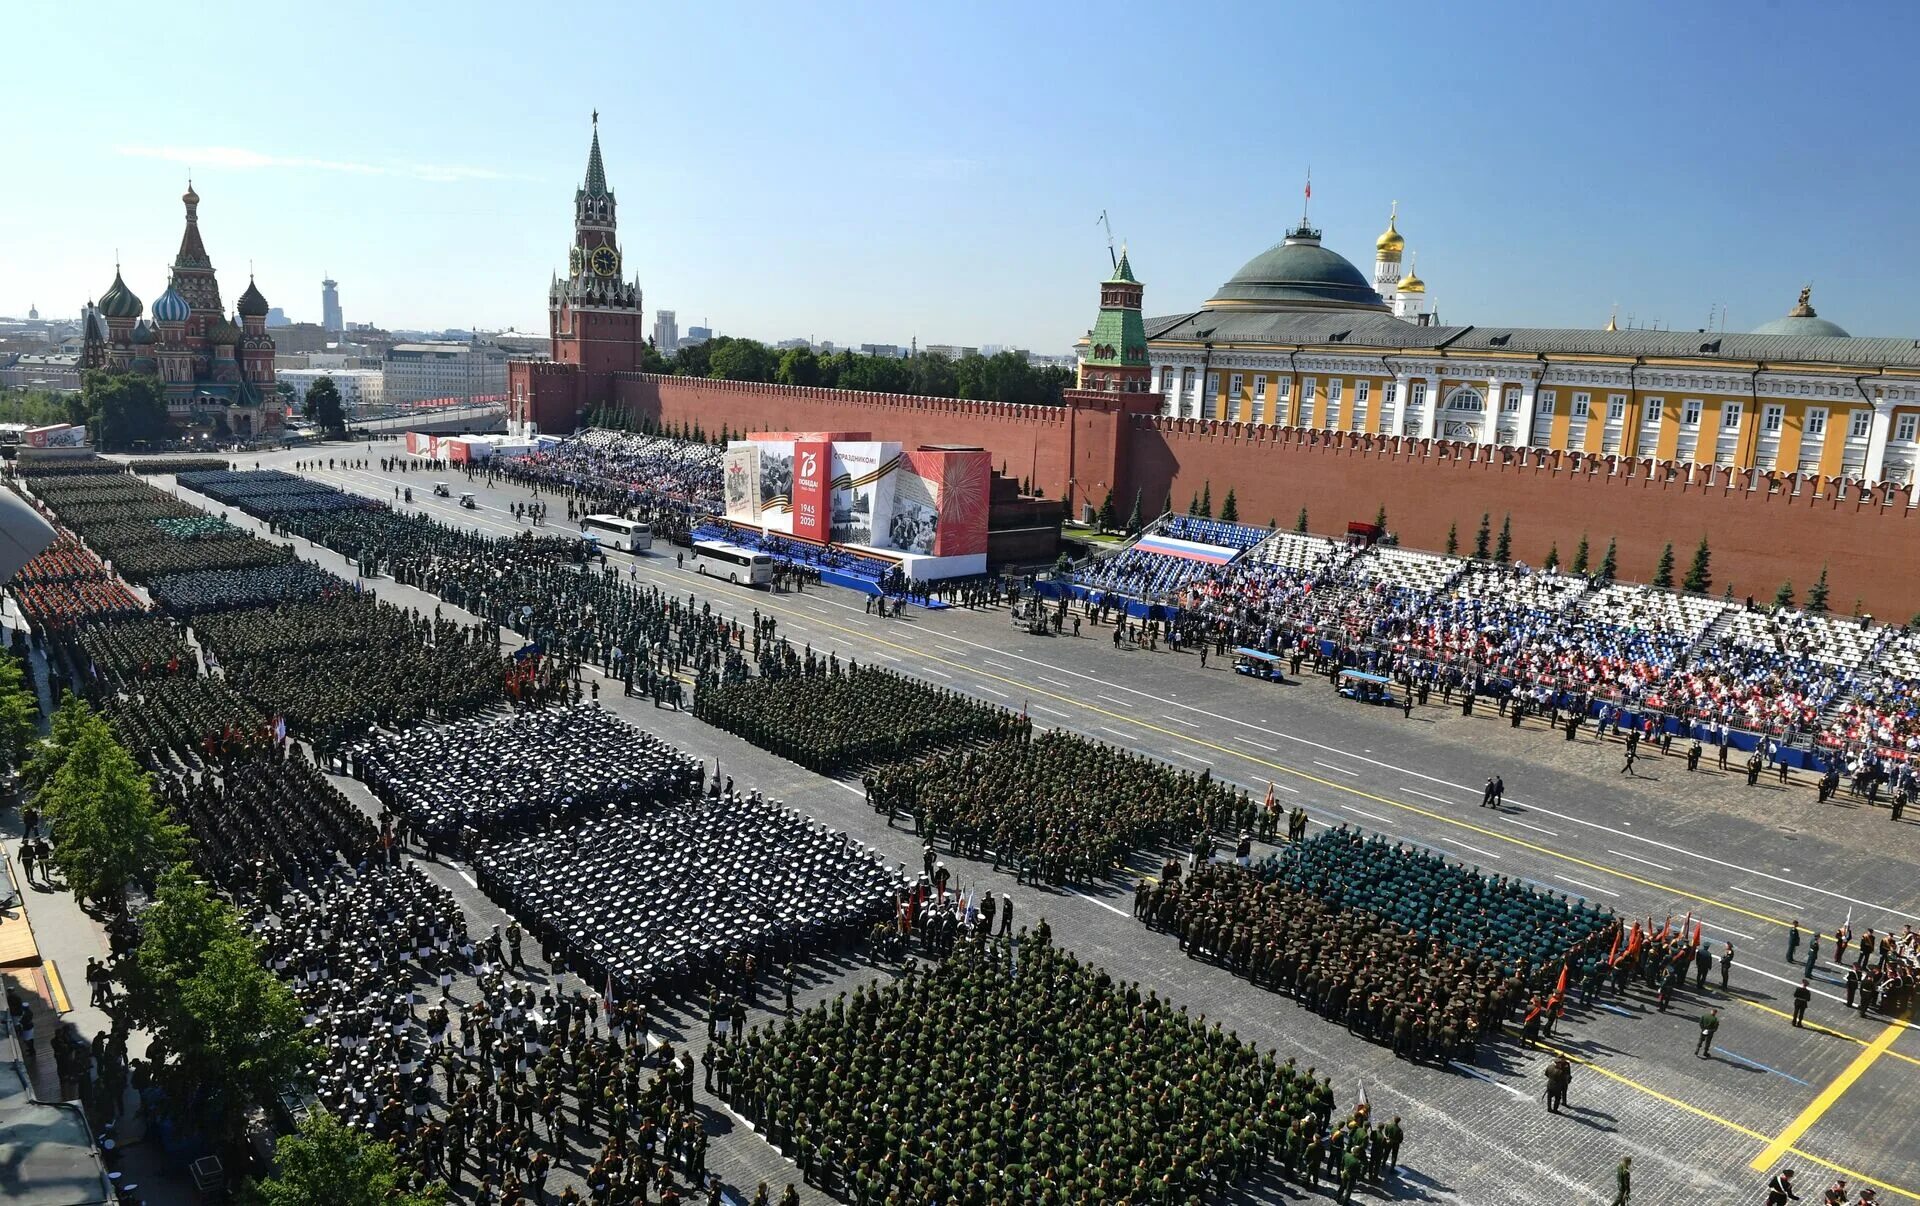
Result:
[432, 481, 451, 497]
[459, 492, 477, 509]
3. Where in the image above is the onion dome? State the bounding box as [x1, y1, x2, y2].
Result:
[98, 269, 143, 319]
[236, 277, 269, 318]
[130, 319, 157, 346]
[84, 306, 109, 342]
[206, 316, 240, 345]
[1752, 287, 1849, 338]
[1396, 255, 1425, 294]
[152, 284, 191, 324]
[1376, 204, 1405, 256]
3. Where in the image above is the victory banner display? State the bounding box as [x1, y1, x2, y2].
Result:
[791, 440, 830, 542]
[722, 445, 762, 523]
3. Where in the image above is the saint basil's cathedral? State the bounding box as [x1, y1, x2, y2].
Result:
[82, 183, 282, 437]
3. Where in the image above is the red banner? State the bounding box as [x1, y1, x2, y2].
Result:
[792, 440, 829, 542]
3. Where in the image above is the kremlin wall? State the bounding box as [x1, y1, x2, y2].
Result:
[513, 120, 1920, 615]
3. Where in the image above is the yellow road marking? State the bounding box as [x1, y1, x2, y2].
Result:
[1752, 1017, 1908, 1172]
[762, 598, 1807, 928]
[1530, 1032, 1920, 1202]
[42, 959, 70, 1013]
[1736, 999, 1920, 1070]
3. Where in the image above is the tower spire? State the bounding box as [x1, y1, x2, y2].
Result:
[583, 112, 609, 199]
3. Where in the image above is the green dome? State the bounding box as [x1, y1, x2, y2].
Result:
[98, 269, 143, 319]
[1752, 287, 1848, 338]
[1209, 225, 1386, 311]
[236, 278, 269, 317]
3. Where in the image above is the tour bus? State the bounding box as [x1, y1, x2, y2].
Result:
[580, 514, 654, 553]
[691, 539, 774, 586]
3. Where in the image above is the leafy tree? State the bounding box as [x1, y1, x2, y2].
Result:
[1097, 488, 1116, 532]
[0, 386, 77, 426]
[1572, 533, 1590, 574]
[304, 376, 347, 437]
[1494, 514, 1512, 562]
[1652, 542, 1675, 588]
[1220, 488, 1239, 523]
[1199, 482, 1213, 518]
[1544, 543, 1560, 571]
[129, 865, 242, 1030]
[36, 710, 187, 908]
[1445, 522, 1458, 556]
[1807, 565, 1831, 613]
[1682, 536, 1712, 593]
[1774, 580, 1796, 608]
[776, 347, 821, 387]
[23, 692, 93, 795]
[0, 653, 38, 773]
[79, 369, 171, 450]
[1295, 507, 1310, 534]
[248, 1109, 442, 1206]
[1473, 512, 1491, 560]
[1600, 538, 1618, 581]
[637, 339, 671, 374]
[1125, 489, 1143, 535]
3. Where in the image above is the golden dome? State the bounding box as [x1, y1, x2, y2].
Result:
[1375, 203, 1405, 256]
[1396, 254, 1424, 293]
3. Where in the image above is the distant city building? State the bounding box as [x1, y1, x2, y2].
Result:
[1027, 352, 1076, 369]
[490, 329, 549, 357]
[265, 306, 289, 327]
[858, 343, 903, 358]
[27, 304, 38, 321]
[0, 352, 82, 392]
[776, 338, 812, 351]
[346, 321, 375, 332]
[653, 309, 678, 354]
[322, 277, 343, 332]
[383, 337, 508, 405]
[818, 340, 836, 354]
[684, 325, 712, 346]
[276, 351, 375, 372]
[922, 344, 978, 360]
[279, 367, 384, 416]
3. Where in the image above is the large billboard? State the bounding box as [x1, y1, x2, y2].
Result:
[791, 440, 830, 542]
[898, 449, 990, 557]
[722, 445, 762, 523]
[827, 442, 898, 546]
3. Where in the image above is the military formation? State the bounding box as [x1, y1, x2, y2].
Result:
[696, 663, 1025, 775]
[864, 729, 1249, 887]
[351, 704, 701, 847]
[1143, 860, 1534, 1063]
[474, 790, 904, 998]
[723, 930, 1406, 1205]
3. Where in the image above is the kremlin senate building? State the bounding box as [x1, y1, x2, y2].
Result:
[82, 183, 283, 438]
[512, 119, 1920, 612]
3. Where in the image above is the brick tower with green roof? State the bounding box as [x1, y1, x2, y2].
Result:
[1076, 247, 1151, 394]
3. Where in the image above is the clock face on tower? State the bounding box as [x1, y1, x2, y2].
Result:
[590, 246, 619, 278]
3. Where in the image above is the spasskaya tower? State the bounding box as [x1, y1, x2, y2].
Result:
[548, 112, 643, 376]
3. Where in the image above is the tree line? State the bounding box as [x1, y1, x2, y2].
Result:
[637, 336, 1076, 407]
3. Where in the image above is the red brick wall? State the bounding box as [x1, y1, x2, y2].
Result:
[1131, 420, 1920, 618]
[552, 368, 1920, 617]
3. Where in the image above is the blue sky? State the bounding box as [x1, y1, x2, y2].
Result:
[5, 1, 1915, 350]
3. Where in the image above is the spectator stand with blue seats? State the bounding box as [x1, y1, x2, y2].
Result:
[690, 520, 952, 606]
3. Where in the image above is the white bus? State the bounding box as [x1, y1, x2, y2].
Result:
[581, 514, 653, 552]
[692, 539, 773, 586]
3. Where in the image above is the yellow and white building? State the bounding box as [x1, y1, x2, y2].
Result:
[1136, 212, 1920, 483]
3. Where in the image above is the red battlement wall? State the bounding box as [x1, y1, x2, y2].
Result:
[1131, 418, 1920, 617]
[611, 375, 1153, 513]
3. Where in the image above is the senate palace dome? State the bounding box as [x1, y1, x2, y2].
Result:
[1206, 222, 1389, 312]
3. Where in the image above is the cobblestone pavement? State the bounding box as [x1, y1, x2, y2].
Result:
[60, 446, 1915, 1203]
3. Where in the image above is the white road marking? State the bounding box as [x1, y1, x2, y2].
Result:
[1101, 726, 1136, 741]
[1312, 760, 1360, 776]
[1448, 1061, 1530, 1100]
[973, 685, 1009, 699]
[1406, 788, 1457, 805]
[1041, 676, 1077, 688]
[1727, 884, 1805, 910]
[1503, 818, 1559, 837]
[920, 667, 952, 679]
[1029, 703, 1071, 719]
[1347, 808, 1396, 826]
[1168, 750, 1211, 766]
[1556, 876, 1619, 898]
[1447, 841, 1504, 862]
[457, 870, 478, 888]
[1607, 849, 1675, 872]
[1699, 920, 1757, 942]
[1065, 888, 1132, 917]
[1097, 694, 1134, 707]
[1161, 713, 1201, 728]
[984, 659, 1018, 671]
[1239, 737, 1280, 752]
[870, 653, 901, 662]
